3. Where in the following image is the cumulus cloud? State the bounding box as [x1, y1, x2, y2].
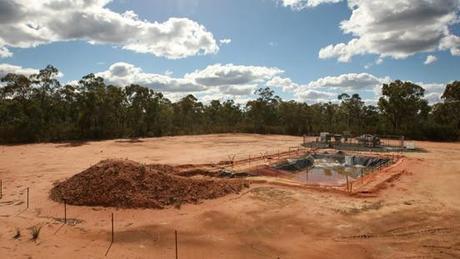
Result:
[424, 55, 438, 65]
[267, 76, 299, 91]
[298, 73, 390, 103]
[267, 73, 390, 103]
[319, 0, 460, 62]
[440, 34, 460, 56]
[279, 0, 342, 10]
[0, 0, 219, 59]
[417, 82, 446, 104]
[197, 90, 253, 104]
[0, 63, 39, 78]
[295, 89, 336, 103]
[424, 92, 442, 104]
[1, 61, 447, 105]
[97, 62, 205, 92]
[185, 63, 282, 87]
[306, 73, 390, 91]
[219, 85, 257, 96]
[290, 74, 448, 104]
[96, 62, 283, 96]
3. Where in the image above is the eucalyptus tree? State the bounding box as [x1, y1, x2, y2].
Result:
[378, 80, 429, 134]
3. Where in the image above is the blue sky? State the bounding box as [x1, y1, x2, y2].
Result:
[1, 0, 459, 104]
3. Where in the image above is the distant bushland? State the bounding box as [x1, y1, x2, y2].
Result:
[1, 65, 459, 143]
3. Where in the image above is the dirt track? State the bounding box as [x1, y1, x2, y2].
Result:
[0, 134, 459, 258]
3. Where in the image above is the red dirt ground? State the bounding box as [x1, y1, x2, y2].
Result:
[0, 134, 459, 258]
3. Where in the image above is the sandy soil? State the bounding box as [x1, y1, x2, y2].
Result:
[0, 134, 459, 258]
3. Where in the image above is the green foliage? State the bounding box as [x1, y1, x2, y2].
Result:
[442, 81, 460, 102]
[378, 80, 429, 134]
[0, 66, 458, 143]
[417, 120, 458, 141]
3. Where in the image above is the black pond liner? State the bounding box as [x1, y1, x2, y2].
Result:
[274, 155, 315, 171]
[274, 153, 391, 172]
[349, 156, 391, 167]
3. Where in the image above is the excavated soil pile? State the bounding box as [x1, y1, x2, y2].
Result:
[50, 159, 248, 209]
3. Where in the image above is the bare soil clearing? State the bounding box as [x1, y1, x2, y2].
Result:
[0, 134, 459, 258]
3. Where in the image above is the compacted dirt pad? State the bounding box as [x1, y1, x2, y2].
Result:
[50, 159, 248, 209]
[2, 134, 460, 258]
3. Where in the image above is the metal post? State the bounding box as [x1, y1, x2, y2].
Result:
[346, 175, 349, 192]
[305, 168, 309, 184]
[105, 212, 114, 257]
[175, 230, 178, 259]
[111, 213, 114, 243]
[26, 187, 29, 209]
[64, 199, 67, 224]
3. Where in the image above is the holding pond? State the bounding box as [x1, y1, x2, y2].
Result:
[273, 152, 392, 186]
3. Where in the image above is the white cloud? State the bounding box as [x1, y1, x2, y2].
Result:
[219, 39, 232, 45]
[164, 87, 254, 105]
[440, 34, 460, 56]
[298, 73, 390, 103]
[268, 73, 390, 103]
[295, 89, 336, 103]
[0, 63, 39, 78]
[424, 55, 438, 65]
[0, 46, 12, 58]
[419, 82, 445, 94]
[198, 90, 252, 105]
[418, 82, 445, 104]
[97, 62, 206, 92]
[291, 74, 448, 104]
[279, 0, 342, 10]
[319, 0, 460, 62]
[219, 84, 257, 96]
[0, 0, 218, 59]
[185, 63, 282, 87]
[2, 61, 448, 105]
[267, 76, 299, 91]
[424, 92, 442, 104]
[96, 62, 283, 97]
[306, 73, 390, 91]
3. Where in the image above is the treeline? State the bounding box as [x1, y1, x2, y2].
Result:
[1, 65, 459, 143]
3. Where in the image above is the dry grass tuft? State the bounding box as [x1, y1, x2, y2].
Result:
[31, 225, 42, 241]
[13, 228, 21, 239]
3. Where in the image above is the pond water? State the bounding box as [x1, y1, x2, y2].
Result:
[274, 154, 389, 186]
[291, 159, 365, 186]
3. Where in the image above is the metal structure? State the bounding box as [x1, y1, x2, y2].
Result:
[356, 134, 381, 148]
[303, 133, 415, 152]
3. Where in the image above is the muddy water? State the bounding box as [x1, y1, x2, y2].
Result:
[291, 158, 366, 186]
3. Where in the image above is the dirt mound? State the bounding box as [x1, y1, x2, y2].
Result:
[50, 159, 249, 209]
